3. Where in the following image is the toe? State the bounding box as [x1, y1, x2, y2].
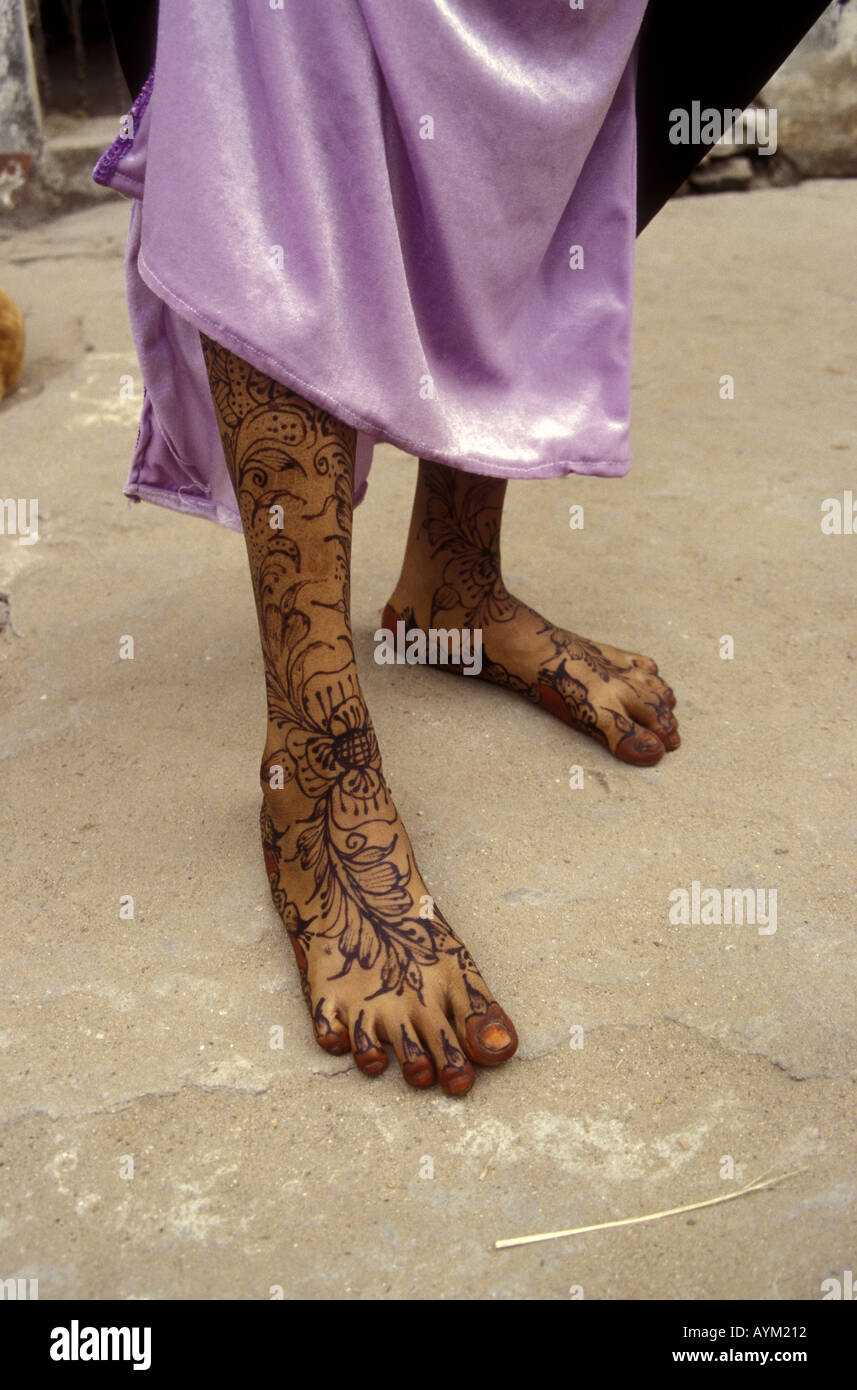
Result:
[630, 654, 658, 675]
[609, 714, 665, 765]
[463, 1004, 518, 1066]
[416, 1015, 476, 1096]
[350, 1008, 389, 1078]
[448, 986, 518, 1067]
[638, 671, 677, 710]
[625, 691, 680, 752]
[312, 996, 351, 1055]
[624, 663, 676, 714]
[649, 715, 680, 752]
[592, 639, 659, 677]
[653, 705, 681, 750]
[385, 1020, 436, 1089]
[644, 721, 680, 752]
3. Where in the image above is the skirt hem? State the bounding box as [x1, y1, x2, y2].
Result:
[136, 250, 632, 485]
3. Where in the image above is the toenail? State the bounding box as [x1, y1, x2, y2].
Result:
[403, 1061, 434, 1087]
[441, 1069, 474, 1096]
[478, 1022, 512, 1051]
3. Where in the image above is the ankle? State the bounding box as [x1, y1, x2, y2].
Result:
[386, 564, 508, 632]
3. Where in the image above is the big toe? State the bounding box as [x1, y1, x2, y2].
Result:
[459, 1002, 518, 1067]
[615, 724, 665, 764]
[446, 975, 518, 1068]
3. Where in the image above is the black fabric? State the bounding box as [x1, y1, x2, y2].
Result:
[103, 0, 831, 235]
[635, 0, 831, 231]
[103, 0, 157, 104]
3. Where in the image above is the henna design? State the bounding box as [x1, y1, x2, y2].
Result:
[312, 997, 346, 1047]
[261, 803, 313, 1005]
[462, 973, 491, 1020]
[533, 659, 610, 748]
[352, 1010, 374, 1055]
[440, 1031, 467, 1070]
[400, 1025, 426, 1063]
[419, 463, 516, 628]
[200, 336, 495, 1014]
[403, 458, 678, 758]
[543, 627, 634, 682]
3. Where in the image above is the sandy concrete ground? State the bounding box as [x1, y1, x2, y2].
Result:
[1, 182, 855, 1302]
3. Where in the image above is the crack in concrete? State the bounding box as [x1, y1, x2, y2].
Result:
[2, 1015, 846, 1129]
[659, 1014, 843, 1081]
[3, 1078, 274, 1125]
[509, 1016, 848, 1081]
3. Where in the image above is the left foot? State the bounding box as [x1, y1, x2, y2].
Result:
[385, 462, 679, 766]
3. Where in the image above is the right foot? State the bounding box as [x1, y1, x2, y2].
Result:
[260, 651, 517, 1096]
[197, 333, 516, 1095]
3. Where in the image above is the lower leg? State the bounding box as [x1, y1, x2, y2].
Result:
[387, 458, 679, 765]
[199, 337, 516, 1094]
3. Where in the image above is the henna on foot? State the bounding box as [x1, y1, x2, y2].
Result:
[385, 459, 680, 766]
[200, 335, 517, 1094]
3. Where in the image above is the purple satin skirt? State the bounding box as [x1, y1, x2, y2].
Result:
[94, 0, 648, 532]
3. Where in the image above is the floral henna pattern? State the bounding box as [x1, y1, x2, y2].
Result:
[401, 459, 678, 758]
[543, 627, 634, 682]
[532, 659, 610, 748]
[419, 463, 517, 628]
[263, 646, 441, 1001]
[200, 335, 495, 1025]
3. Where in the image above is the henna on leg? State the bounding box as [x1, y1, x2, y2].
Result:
[386, 458, 679, 766]
[199, 336, 516, 1093]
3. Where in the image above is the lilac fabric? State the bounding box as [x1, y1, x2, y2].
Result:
[94, 0, 648, 532]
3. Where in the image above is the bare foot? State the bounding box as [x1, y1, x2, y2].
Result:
[260, 635, 517, 1096]
[386, 461, 679, 766]
[197, 333, 516, 1095]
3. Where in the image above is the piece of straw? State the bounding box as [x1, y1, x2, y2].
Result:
[494, 1165, 809, 1250]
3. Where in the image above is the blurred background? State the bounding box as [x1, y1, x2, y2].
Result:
[0, 0, 855, 228]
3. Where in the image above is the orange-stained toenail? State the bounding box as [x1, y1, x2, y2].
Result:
[402, 1060, 434, 1087]
[440, 1068, 474, 1096]
[479, 1022, 512, 1050]
[465, 1004, 518, 1063]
